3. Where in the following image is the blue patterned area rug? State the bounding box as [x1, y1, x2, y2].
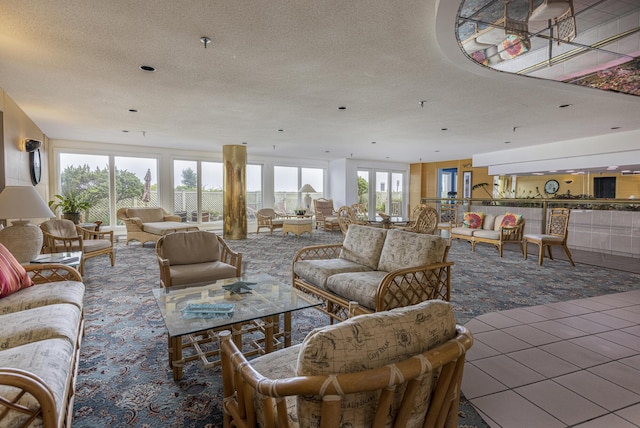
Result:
[72, 229, 640, 427]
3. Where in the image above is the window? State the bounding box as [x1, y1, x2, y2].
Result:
[246, 164, 263, 219]
[58, 153, 110, 225]
[173, 160, 198, 223]
[274, 166, 325, 213]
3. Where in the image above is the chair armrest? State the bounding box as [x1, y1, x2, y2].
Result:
[164, 215, 181, 222]
[76, 226, 114, 243]
[0, 368, 58, 427]
[292, 243, 343, 264]
[217, 236, 242, 277]
[25, 263, 83, 283]
[156, 256, 172, 287]
[121, 216, 144, 230]
[41, 230, 83, 253]
[375, 261, 454, 312]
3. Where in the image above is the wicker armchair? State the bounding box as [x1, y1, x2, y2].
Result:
[336, 205, 356, 236]
[256, 208, 286, 235]
[156, 230, 242, 287]
[40, 218, 114, 275]
[393, 204, 438, 234]
[219, 300, 473, 428]
[524, 208, 575, 266]
[313, 198, 339, 231]
[437, 203, 459, 236]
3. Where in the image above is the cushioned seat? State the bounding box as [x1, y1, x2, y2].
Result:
[156, 230, 242, 287]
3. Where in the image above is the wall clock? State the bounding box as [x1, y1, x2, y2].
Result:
[544, 179, 559, 194]
[29, 148, 42, 185]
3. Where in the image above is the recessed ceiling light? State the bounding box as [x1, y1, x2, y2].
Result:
[441, 128, 448, 131]
[558, 104, 572, 108]
[504, 141, 511, 144]
[621, 170, 631, 173]
[122, 130, 129, 133]
[128, 109, 138, 113]
[139, 65, 156, 72]
[337, 106, 347, 110]
[371, 141, 376, 144]
[277, 129, 284, 132]
[435, 150, 440, 153]
[385, 157, 390, 159]
[611, 126, 621, 130]
[566, 170, 574, 173]
[242, 142, 247, 145]
[607, 166, 618, 170]
[532, 172, 544, 175]
[549, 170, 557, 173]
[325, 150, 330, 153]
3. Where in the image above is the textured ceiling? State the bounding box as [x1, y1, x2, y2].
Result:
[0, 0, 638, 169]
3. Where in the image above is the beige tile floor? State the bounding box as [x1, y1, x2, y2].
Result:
[462, 289, 640, 427]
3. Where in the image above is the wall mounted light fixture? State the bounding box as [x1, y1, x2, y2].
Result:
[19, 139, 42, 152]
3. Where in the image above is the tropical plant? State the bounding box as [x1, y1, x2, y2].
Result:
[49, 192, 92, 214]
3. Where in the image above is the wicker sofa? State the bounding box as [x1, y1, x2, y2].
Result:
[450, 212, 526, 256]
[292, 224, 452, 322]
[117, 207, 199, 245]
[0, 260, 84, 428]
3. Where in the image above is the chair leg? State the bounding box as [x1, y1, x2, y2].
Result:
[537, 244, 544, 265]
[547, 246, 554, 260]
[523, 240, 528, 260]
[563, 245, 576, 266]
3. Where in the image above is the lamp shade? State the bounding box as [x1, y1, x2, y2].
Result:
[0, 186, 54, 263]
[299, 184, 316, 193]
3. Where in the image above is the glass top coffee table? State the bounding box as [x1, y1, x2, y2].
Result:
[153, 273, 320, 380]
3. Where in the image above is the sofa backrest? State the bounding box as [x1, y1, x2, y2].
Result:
[339, 224, 387, 269]
[126, 207, 165, 223]
[296, 300, 457, 427]
[377, 229, 447, 272]
[158, 231, 220, 265]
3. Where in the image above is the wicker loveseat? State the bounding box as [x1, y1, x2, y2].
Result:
[450, 212, 526, 256]
[0, 246, 85, 428]
[292, 224, 452, 322]
[117, 207, 199, 245]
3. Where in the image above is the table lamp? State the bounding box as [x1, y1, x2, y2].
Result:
[299, 184, 316, 210]
[0, 186, 55, 263]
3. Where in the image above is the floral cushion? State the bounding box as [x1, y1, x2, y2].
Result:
[0, 243, 34, 298]
[463, 212, 484, 229]
[326, 271, 389, 310]
[294, 259, 373, 291]
[500, 212, 523, 228]
[339, 224, 387, 270]
[377, 229, 447, 272]
[0, 281, 84, 315]
[296, 300, 457, 428]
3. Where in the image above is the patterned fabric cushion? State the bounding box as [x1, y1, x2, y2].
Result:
[0, 243, 34, 298]
[0, 338, 74, 427]
[296, 300, 457, 428]
[326, 271, 389, 310]
[251, 344, 301, 428]
[377, 229, 447, 272]
[0, 281, 84, 315]
[500, 212, 523, 228]
[169, 261, 238, 286]
[0, 303, 81, 350]
[339, 224, 387, 269]
[294, 259, 372, 291]
[463, 212, 484, 229]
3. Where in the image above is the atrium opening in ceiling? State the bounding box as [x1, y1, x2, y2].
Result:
[456, 0, 639, 96]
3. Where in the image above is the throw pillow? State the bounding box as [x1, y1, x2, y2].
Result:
[463, 212, 484, 229]
[0, 243, 34, 298]
[500, 212, 522, 228]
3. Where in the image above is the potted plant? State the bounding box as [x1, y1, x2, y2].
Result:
[49, 192, 92, 224]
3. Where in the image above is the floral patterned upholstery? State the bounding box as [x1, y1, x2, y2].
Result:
[295, 300, 457, 427]
[339, 224, 387, 269]
[377, 228, 447, 272]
